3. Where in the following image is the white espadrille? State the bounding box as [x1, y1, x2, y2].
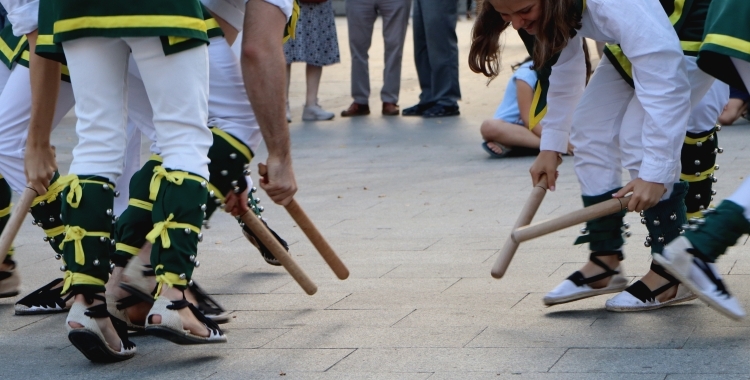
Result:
[145, 296, 227, 345]
[66, 297, 137, 363]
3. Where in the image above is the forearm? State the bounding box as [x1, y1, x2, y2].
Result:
[26, 30, 60, 148]
[241, 0, 291, 162]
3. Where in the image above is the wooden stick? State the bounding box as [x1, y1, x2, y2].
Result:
[240, 210, 317, 295]
[512, 195, 632, 243]
[491, 176, 550, 279]
[285, 199, 349, 280]
[256, 163, 348, 280]
[0, 188, 37, 264]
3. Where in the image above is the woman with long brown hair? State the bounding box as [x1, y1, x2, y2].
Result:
[470, 0, 698, 310]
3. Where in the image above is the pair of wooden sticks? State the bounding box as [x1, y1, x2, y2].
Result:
[491, 175, 631, 279]
[0, 183, 348, 296]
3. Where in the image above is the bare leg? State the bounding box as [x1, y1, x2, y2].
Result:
[480, 119, 540, 155]
[305, 64, 322, 106]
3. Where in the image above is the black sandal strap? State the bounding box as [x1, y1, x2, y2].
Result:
[166, 298, 223, 336]
[689, 253, 730, 297]
[188, 281, 226, 315]
[15, 278, 67, 308]
[567, 251, 624, 286]
[625, 281, 655, 303]
[115, 294, 146, 310]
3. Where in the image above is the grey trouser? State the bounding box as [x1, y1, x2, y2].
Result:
[346, 0, 411, 104]
[412, 0, 461, 106]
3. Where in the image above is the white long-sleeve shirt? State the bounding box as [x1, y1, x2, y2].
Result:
[539, 0, 691, 184]
[0, 0, 38, 36]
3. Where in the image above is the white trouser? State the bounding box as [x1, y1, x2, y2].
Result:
[572, 56, 715, 198]
[0, 65, 75, 193]
[0, 64, 11, 93]
[688, 80, 729, 134]
[125, 36, 260, 184]
[726, 58, 750, 222]
[63, 37, 211, 180]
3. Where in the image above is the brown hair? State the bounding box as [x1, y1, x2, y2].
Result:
[469, 0, 583, 80]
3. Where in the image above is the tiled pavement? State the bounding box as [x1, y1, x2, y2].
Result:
[2, 17, 750, 379]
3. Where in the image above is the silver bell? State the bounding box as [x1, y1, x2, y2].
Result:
[695, 172, 701, 177]
[681, 224, 690, 230]
[188, 280, 194, 286]
[694, 160, 700, 165]
[111, 239, 115, 246]
[695, 194, 701, 200]
[251, 187, 257, 193]
[623, 231, 632, 238]
[102, 184, 109, 190]
[184, 228, 191, 235]
[201, 181, 207, 188]
[43, 236, 49, 242]
[215, 199, 221, 205]
[40, 201, 46, 206]
[189, 255, 196, 262]
[100, 236, 107, 243]
[639, 211, 645, 217]
[254, 198, 261, 204]
[653, 219, 660, 226]
[712, 176, 718, 183]
[695, 218, 706, 225]
[55, 254, 62, 260]
[179, 273, 186, 280]
[716, 125, 722, 131]
[718, 147, 724, 154]
[49, 217, 55, 222]
[221, 170, 228, 176]
[229, 153, 237, 159]
[697, 141, 703, 147]
[640, 218, 647, 225]
[714, 165, 720, 170]
[31, 220, 37, 226]
[231, 180, 238, 186]
[209, 190, 215, 197]
[234, 187, 241, 193]
[114, 191, 120, 197]
[670, 213, 677, 221]
[220, 204, 226, 209]
[60, 265, 66, 271]
[646, 236, 652, 243]
[580, 227, 588, 234]
[200, 204, 207, 211]
[699, 205, 706, 210]
[106, 209, 113, 216]
[194, 261, 200, 268]
[623, 222, 630, 229]
[50, 237, 55, 243]
[711, 190, 717, 195]
[644, 240, 651, 247]
[709, 135, 715, 141]
[257, 206, 264, 212]
[197, 233, 203, 242]
[657, 236, 665, 243]
[93, 260, 100, 266]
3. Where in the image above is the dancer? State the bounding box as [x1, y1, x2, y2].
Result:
[469, 0, 693, 309]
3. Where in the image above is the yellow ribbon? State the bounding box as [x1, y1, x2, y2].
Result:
[145, 214, 201, 249]
[115, 243, 141, 256]
[61, 271, 106, 295]
[59, 226, 110, 265]
[0, 204, 11, 218]
[43, 225, 65, 238]
[32, 177, 67, 207]
[128, 198, 153, 211]
[207, 183, 225, 203]
[149, 166, 205, 201]
[153, 264, 188, 298]
[33, 175, 112, 208]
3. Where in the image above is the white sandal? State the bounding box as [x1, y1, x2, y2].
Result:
[544, 251, 629, 306]
[66, 294, 137, 363]
[605, 262, 697, 312]
[145, 295, 227, 345]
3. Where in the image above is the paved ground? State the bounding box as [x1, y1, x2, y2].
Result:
[2, 16, 750, 379]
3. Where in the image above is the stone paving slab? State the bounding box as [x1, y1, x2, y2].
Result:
[2, 15, 750, 379]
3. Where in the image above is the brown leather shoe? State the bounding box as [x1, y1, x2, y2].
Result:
[341, 103, 370, 117]
[382, 102, 400, 116]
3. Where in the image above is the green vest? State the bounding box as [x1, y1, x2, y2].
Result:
[697, 0, 750, 92]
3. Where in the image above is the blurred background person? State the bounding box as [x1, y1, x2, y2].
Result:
[341, 0, 411, 117]
[718, 86, 749, 125]
[285, 0, 340, 121]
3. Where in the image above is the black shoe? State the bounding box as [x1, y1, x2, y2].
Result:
[15, 278, 69, 315]
[422, 104, 460, 118]
[241, 220, 288, 266]
[402, 102, 436, 116]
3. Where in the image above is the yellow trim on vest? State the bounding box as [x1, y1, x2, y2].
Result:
[681, 41, 701, 53]
[702, 34, 750, 58]
[686, 211, 704, 219]
[36, 34, 53, 45]
[168, 36, 190, 45]
[61, 271, 105, 294]
[149, 154, 164, 163]
[684, 132, 714, 145]
[668, 0, 685, 24]
[146, 213, 201, 249]
[149, 166, 206, 201]
[154, 264, 188, 298]
[606, 44, 633, 79]
[205, 18, 220, 31]
[128, 198, 153, 211]
[0, 34, 26, 62]
[59, 226, 110, 265]
[680, 167, 716, 182]
[211, 128, 253, 161]
[115, 243, 140, 256]
[0, 205, 10, 218]
[54, 16, 207, 35]
[20, 51, 70, 76]
[208, 183, 225, 203]
[528, 82, 547, 129]
[44, 225, 65, 238]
